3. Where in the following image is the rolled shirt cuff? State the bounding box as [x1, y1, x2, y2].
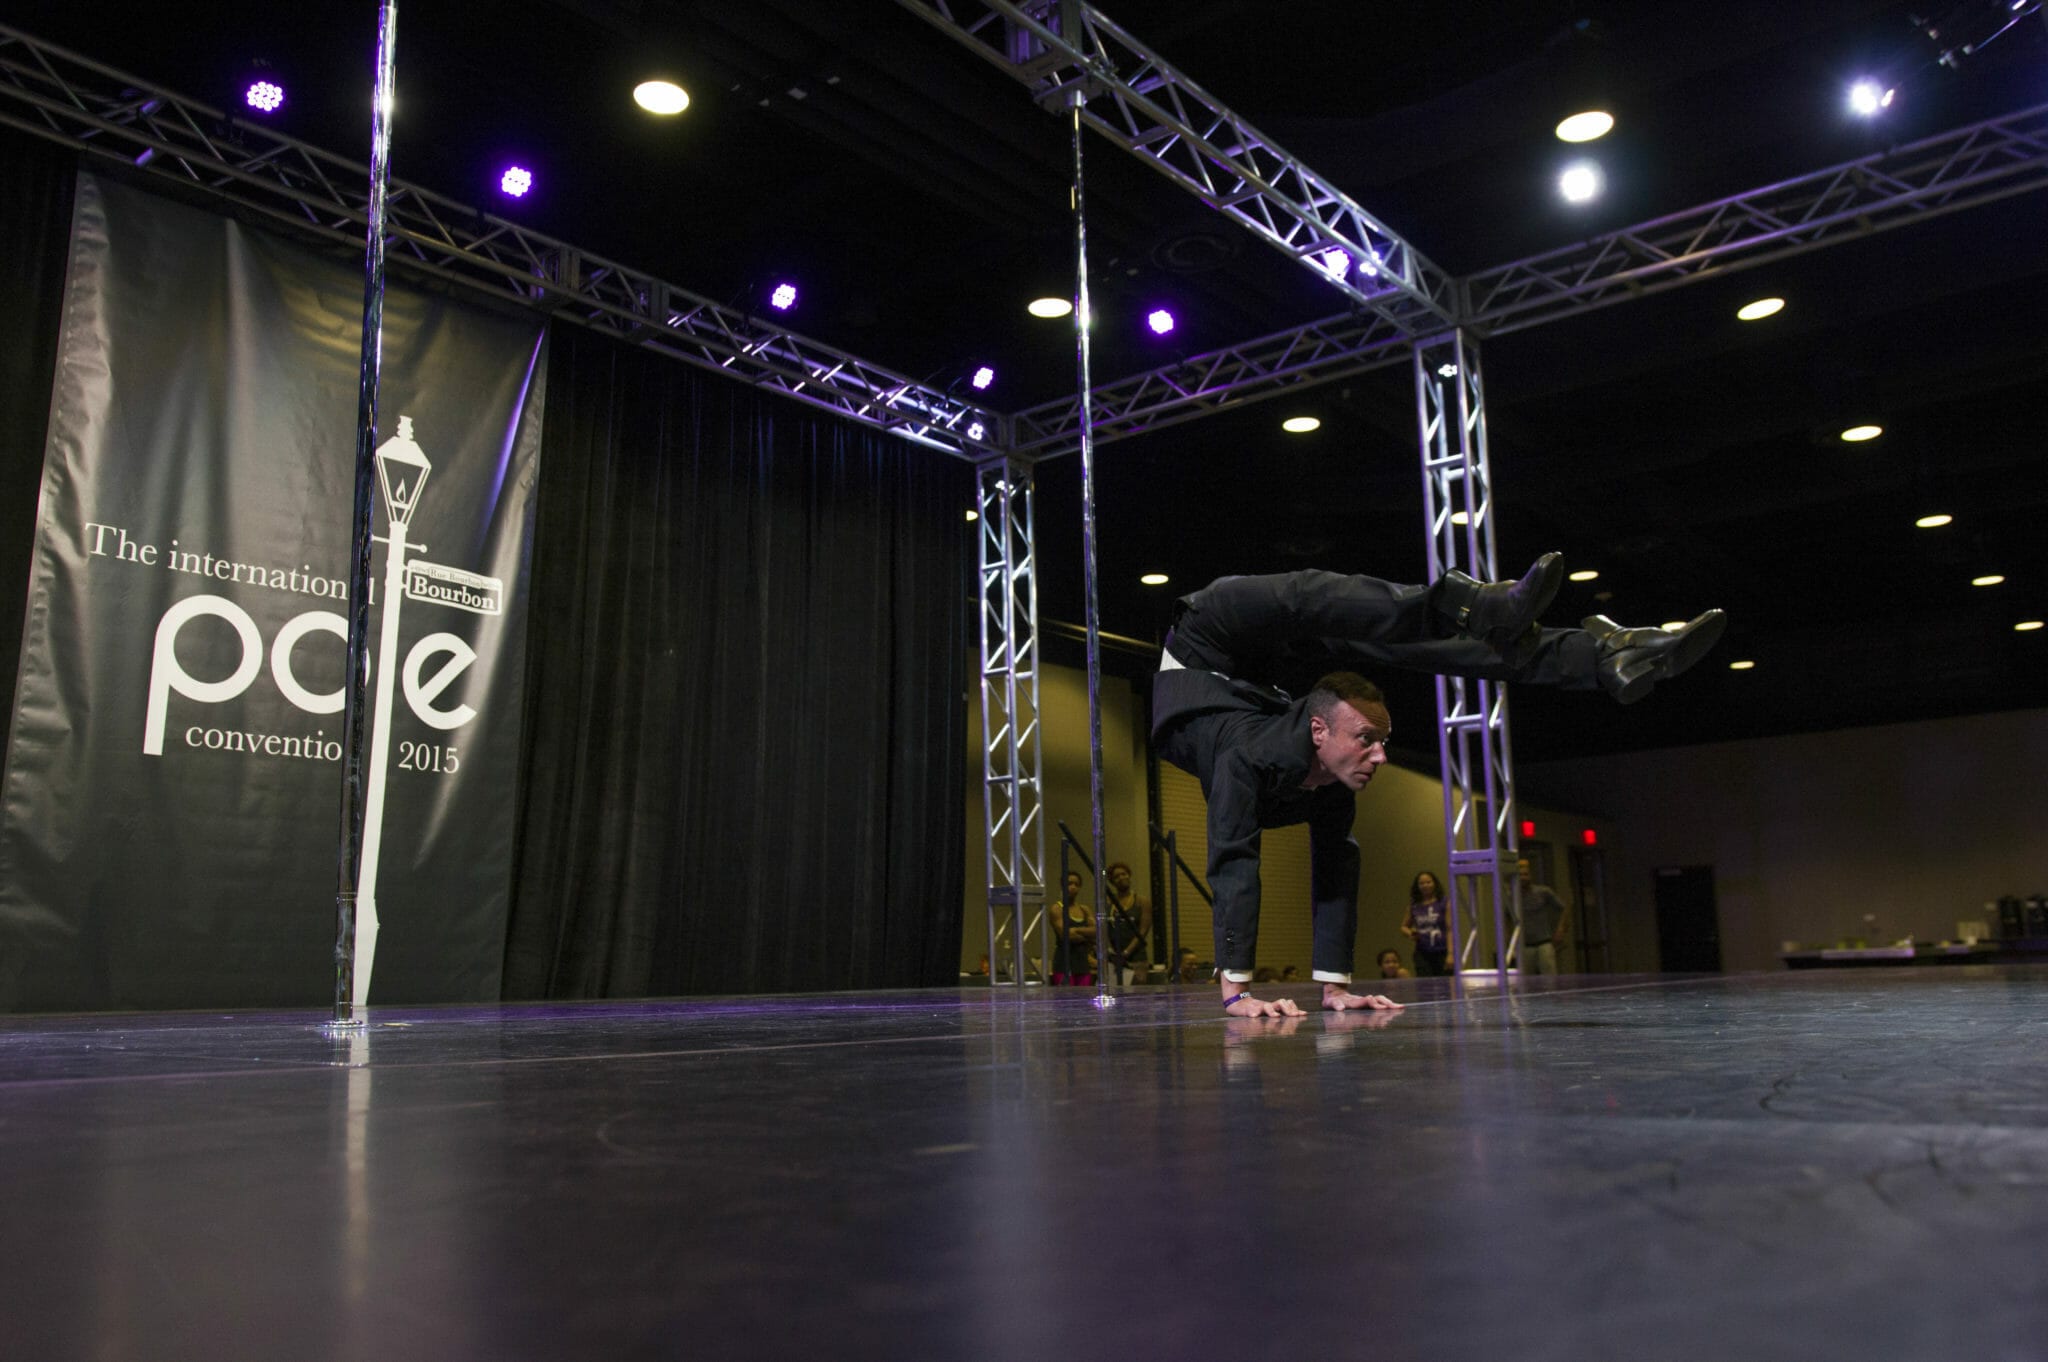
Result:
[1312, 970, 1352, 985]
[1221, 969, 1254, 984]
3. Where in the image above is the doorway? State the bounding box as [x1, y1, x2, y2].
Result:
[1653, 865, 1722, 972]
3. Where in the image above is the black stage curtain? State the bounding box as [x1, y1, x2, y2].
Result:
[504, 324, 972, 997]
[0, 131, 75, 746]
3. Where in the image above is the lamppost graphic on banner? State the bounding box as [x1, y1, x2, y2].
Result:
[351, 414, 430, 1009]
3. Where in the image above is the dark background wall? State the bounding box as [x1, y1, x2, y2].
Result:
[1522, 707, 2048, 972]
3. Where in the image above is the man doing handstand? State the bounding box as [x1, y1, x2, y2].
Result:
[1152, 555, 1723, 1018]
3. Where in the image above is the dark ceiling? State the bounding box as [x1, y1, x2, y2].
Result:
[12, 0, 2047, 761]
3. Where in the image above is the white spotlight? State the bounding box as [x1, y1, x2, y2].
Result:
[1028, 297, 1073, 319]
[634, 80, 690, 115]
[1281, 416, 1321, 434]
[1555, 110, 1614, 143]
[1848, 79, 1895, 117]
[1558, 160, 1604, 204]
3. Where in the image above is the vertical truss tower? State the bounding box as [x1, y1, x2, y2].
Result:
[1413, 332, 1519, 974]
[976, 453, 1048, 984]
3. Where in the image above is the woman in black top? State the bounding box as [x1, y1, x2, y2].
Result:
[1402, 869, 1452, 977]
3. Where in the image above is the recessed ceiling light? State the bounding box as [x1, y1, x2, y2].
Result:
[634, 80, 689, 115]
[1840, 424, 1883, 442]
[1915, 514, 1953, 528]
[1555, 110, 1614, 143]
[2015, 620, 2044, 632]
[1848, 79, 1896, 117]
[1140, 572, 1170, 586]
[1729, 660, 1756, 671]
[1558, 160, 1604, 204]
[1736, 297, 1785, 321]
[1281, 416, 1321, 433]
[1028, 297, 1073, 318]
[1972, 574, 2005, 587]
[1568, 569, 1599, 582]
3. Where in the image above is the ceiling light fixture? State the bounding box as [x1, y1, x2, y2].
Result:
[1848, 79, 1896, 117]
[1558, 160, 1604, 204]
[498, 166, 534, 198]
[1568, 569, 1600, 582]
[245, 79, 286, 114]
[969, 366, 996, 391]
[1554, 110, 1614, 142]
[1450, 510, 1470, 526]
[768, 282, 798, 311]
[1281, 416, 1320, 434]
[634, 80, 690, 115]
[1028, 297, 1073, 318]
[1971, 575, 2005, 587]
[1736, 297, 1785, 321]
[1140, 573, 1170, 586]
[1146, 308, 1176, 336]
[1840, 424, 1883, 442]
[2017, 621, 2044, 633]
[1916, 514, 1953, 528]
[1729, 660, 1757, 671]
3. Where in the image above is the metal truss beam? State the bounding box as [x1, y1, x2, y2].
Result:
[1412, 332, 1520, 976]
[1464, 100, 2048, 335]
[977, 457, 1048, 986]
[1004, 99, 2048, 460]
[1009, 308, 1413, 458]
[0, 24, 999, 460]
[896, 0, 1459, 334]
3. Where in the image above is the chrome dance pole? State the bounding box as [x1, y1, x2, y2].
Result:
[329, 0, 399, 1032]
[1066, 96, 1114, 1012]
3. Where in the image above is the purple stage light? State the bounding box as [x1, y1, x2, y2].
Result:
[1146, 308, 1176, 335]
[499, 166, 534, 198]
[967, 422, 986, 441]
[245, 80, 285, 114]
[970, 366, 995, 391]
[1314, 247, 1351, 278]
[769, 282, 798, 311]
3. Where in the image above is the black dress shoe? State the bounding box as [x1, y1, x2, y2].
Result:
[1584, 609, 1728, 704]
[1435, 553, 1564, 661]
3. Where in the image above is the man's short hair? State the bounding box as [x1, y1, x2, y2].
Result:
[1307, 672, 1385, 725]
[1108, 861, 1131, 875]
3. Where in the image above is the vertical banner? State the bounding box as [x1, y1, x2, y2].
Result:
[0, 173, 547, 1011]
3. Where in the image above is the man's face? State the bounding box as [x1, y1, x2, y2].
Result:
[1311, 698, 1391, 791]
[1517, 858, 1532, 884]
[1108, 865, 1131, 892]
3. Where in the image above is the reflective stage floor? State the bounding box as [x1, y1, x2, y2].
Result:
[3, 968, 2045, 1361]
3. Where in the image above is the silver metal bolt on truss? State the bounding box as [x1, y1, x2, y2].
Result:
[978, 454, 1049, 987]
[1412, 332, 1521, 976]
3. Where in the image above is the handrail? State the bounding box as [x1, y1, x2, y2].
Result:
[1147, 823, 1213, 906]
[1054, 819, 1098, 878]
[1149, 822, 1215, 980]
